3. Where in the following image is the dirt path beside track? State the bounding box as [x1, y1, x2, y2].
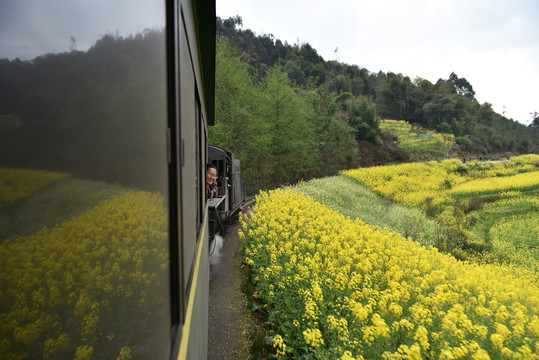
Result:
[208, 210, 263, 359]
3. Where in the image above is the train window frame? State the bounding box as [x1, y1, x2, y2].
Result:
[196, 90, 206, 228]
[195, 92, 201, 229]
[167, 0, 184, 340]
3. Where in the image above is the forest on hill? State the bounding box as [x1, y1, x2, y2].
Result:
[0, 30, 168, 190]
[0, 22, 537, 193]
[212, 16, 538, 191]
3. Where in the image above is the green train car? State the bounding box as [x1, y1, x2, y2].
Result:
[0, 0, 216, 358]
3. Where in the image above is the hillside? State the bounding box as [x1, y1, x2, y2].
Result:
[212, 16, 538, 192]
[0, 23, 535, 194]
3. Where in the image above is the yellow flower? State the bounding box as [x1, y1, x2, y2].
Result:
[303, 328, 324, 347]
[273, 334, 286, 356]
[241, 187, 539, 359]
[491, 333, 504, 349]
[312, 282, 324, 302]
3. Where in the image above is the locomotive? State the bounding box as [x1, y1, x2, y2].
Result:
[207, 144, 246, 243]
[0, 0, 223, 359]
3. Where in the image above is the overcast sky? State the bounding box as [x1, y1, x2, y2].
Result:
[0, 0, 164, 60]
[217, 0, 539, 125]
[1, 1, 536, 125]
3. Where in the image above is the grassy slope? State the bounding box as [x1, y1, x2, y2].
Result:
[289, 171, 539, 272]
[0, 177, 124, 242]
[287, 175, 439, 248]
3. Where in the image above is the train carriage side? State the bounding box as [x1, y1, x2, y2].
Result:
[0, 1, 215, 359]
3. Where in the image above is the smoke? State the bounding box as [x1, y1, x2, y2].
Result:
[209, 234, 224, 266]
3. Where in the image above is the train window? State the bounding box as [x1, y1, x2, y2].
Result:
[179, 13, 198, 300]
[0, 1, 172, 359]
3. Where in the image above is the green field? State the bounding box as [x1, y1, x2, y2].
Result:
[287, 176, 439, 249]
[380, 119, 456, 158]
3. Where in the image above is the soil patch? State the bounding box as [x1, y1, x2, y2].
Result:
[357, 132, 410, 167]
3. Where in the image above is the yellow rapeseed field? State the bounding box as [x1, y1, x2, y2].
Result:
[340, 159, 464, 207]
[0, 168, 69, 208]
[450, 171, 539, 197]
[0, 191, 169, 359]
[242, 189, 539, 359]
[379, 120, 456, 153]
[341, 155, 539, 208]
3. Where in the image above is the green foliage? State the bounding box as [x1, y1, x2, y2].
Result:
[216, 15, 537, 192]
[305, 85, 359, 177]
[378, 75, 414, 120]
[456, 135, 472, 151]
[375, 74, 536, 153]
[211, 40, 365, 192]
[261, 66, 316, 185]
[448, 72, 475, 100]
[347, 96, 380, 142]
[211, 40, 271, 191]
[530, 111, 539, 128]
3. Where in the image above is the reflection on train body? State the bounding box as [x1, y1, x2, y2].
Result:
[0, 0, 216, 359]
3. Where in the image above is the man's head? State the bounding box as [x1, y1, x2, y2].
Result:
[206, 164, 217, 185]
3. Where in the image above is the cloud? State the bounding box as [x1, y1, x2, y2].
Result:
[1, 0, 536, 124]
[217, 0, 539, 124]
[0, 0, 164, 60]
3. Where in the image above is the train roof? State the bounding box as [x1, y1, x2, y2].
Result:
[209, 144, 229, 155]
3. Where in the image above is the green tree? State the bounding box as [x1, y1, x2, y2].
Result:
[377, 75, 413, 120]
[260, 65, 315, 184]
[530, 111, 539, 128]
[448, 72, 475, 101]
[347, 96, 380, 143]
[212, 16, 539, 189]
[211, 39, 270, 190]
[304, 84, 359, 176]
[334, 74, 351, 94]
